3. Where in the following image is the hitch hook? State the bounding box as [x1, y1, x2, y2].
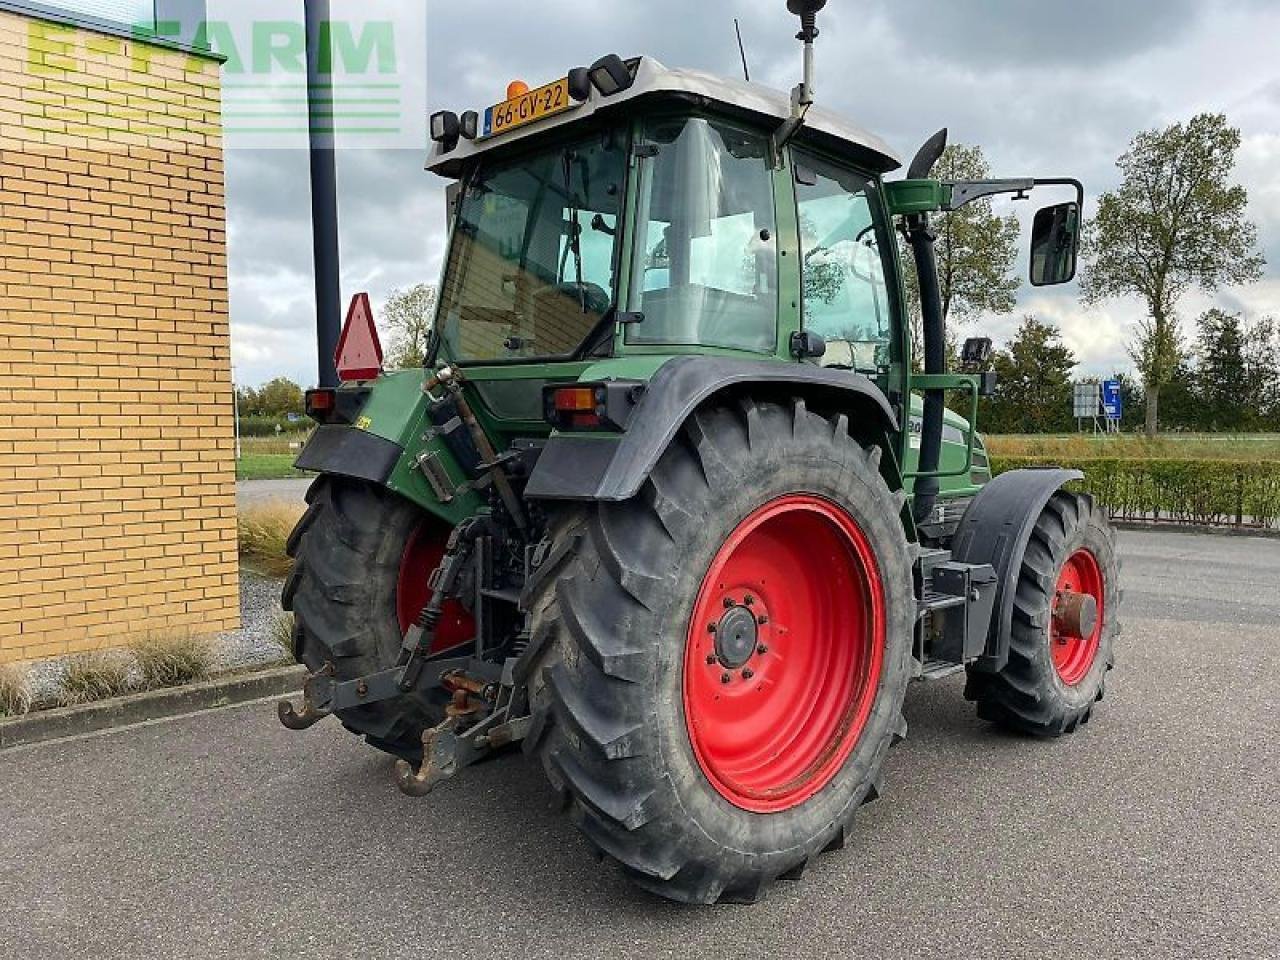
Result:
[277, 663, 334, 731]
[394, 716, 461, 797]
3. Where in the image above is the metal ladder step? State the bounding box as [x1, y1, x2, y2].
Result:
[919, 660, 965, 681]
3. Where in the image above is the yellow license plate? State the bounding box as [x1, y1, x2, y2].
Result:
[483, 78, 576, 138]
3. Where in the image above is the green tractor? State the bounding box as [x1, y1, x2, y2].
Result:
[280, 1, 1119, 905]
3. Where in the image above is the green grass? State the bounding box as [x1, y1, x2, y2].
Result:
[237, 454, 309, 481]
[986, 433, 1280, 462]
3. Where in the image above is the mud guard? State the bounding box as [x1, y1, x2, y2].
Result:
[950, 468, 1084, 673]
[525, 357, 899, 502]
[294, 424, 404, 485]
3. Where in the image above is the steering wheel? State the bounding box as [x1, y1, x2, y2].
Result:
[543, 280, 611, 315]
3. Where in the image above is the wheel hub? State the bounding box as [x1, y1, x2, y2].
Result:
[1049, 548, 1105, 686]
[1053, 589, 1098, 641]
[713, 604, 759, 669]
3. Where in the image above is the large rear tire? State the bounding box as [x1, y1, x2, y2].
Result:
[524, 398, 915, 904]
[282, 477, 473, 761]
[965, 491, 1119, 736]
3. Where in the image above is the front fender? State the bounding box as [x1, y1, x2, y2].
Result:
[951, 468, 1084, 673]
[525, 356, 899, 502]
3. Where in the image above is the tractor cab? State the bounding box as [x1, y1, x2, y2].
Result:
[424, 56, 907, 411]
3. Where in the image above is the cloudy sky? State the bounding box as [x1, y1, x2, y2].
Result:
[214, 0, 1280, 387]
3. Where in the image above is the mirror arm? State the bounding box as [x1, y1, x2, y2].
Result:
[943, 177, 1084, 211]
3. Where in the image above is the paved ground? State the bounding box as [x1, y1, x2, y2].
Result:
[2, 528, 1278, 960]
[237, 477, 313, 509]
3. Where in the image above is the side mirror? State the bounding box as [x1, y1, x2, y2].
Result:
[1030, 202, 1080, 286]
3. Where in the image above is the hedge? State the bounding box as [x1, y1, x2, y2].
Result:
[238, 415, 311, 438]
[991, 457, 1280, 530]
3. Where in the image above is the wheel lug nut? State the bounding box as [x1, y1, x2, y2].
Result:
[744, 595, 754, 606]
[757, 644, 768, 655]
[741, 668, 754, 680]
[757, 615, 769, 625]
[706, 654, 717, 665]
[723, 597, 735, 609]
[721, 672, 732, 684]
[707, 622, 717, 634]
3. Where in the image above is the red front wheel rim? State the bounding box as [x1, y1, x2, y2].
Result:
[1050, 548, 1105, 686]
[682, 495, 886, 814]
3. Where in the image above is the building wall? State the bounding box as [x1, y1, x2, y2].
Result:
[0, 8, 237, 663]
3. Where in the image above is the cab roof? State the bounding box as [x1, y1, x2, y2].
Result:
[426, 56, 902, 178]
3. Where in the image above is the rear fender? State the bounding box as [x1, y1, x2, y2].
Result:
[525, 356, 901, 503]
[951, 468, 1084, 673]
[294, 372, 484, 526]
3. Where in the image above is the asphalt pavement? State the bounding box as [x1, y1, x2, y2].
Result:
[2, 528, 1278, 960]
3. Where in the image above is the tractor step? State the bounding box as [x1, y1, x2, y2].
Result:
[919, 660, 965, 681]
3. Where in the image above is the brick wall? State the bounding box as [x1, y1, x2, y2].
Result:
[0, 10, 237, 663]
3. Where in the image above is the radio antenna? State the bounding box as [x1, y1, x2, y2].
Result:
[734, 18, 752, 82]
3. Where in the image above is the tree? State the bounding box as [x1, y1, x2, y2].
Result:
[251, 378, 305, 418]
[903, 144, 1022, 365]
[1192, 309, 1250, 429]
[1191, 309, 1280, 431]
[1244, 315, 1280, 429]
[980, 316, 1077, 434]
[1080, 113, 1265, 435]
[382, 284, 438, 369]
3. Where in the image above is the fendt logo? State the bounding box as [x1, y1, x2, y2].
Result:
[21, 1, 426, 150]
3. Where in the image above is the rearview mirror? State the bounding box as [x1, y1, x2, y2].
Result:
[1030, 202, 1080, 287]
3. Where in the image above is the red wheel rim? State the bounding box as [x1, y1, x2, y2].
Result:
[682, 495, 886, 814]
[1050, 548, 1104, 686]
[396, 523, 475, 654]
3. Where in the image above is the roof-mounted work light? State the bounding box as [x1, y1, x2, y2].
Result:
[567, 66, 593, 102]
[430, 111, 460, 149]
[588, 55, 633, 97]
[460, 110, 480, 140]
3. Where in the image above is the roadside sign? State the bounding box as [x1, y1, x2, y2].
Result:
[1102, 380, 1123, 420]
[1073, 383, 1101, 419]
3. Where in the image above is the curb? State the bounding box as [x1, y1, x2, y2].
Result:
[1113, 520, 1280, 540]
[0, 664, 306, 751]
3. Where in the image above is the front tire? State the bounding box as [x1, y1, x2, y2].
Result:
[524, 399, 915, 904]
[966, 491, 1119, 736]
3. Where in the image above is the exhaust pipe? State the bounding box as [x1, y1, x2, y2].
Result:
[905, 129, 949, 527]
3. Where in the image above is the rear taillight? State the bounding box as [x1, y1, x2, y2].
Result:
[543, 381, 645, 432]
[552, 386, 605, 429]
[306, 389, 336, 420]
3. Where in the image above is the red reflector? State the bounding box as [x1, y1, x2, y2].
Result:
[554, 387, 598, 413]
[569, 412, 602, 429]
[335, 292, 384, 382]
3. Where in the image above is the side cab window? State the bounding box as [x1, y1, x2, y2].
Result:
[793, 154, 893, 373]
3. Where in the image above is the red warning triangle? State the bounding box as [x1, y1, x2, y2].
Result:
[334, 292, 384, 382]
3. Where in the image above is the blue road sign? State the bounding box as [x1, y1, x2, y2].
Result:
[1102, 380, 1123, 420]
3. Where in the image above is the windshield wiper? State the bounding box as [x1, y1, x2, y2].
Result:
[561, 150, 586, 313]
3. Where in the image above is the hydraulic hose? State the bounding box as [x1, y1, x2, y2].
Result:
[907, 213, 945, 527]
